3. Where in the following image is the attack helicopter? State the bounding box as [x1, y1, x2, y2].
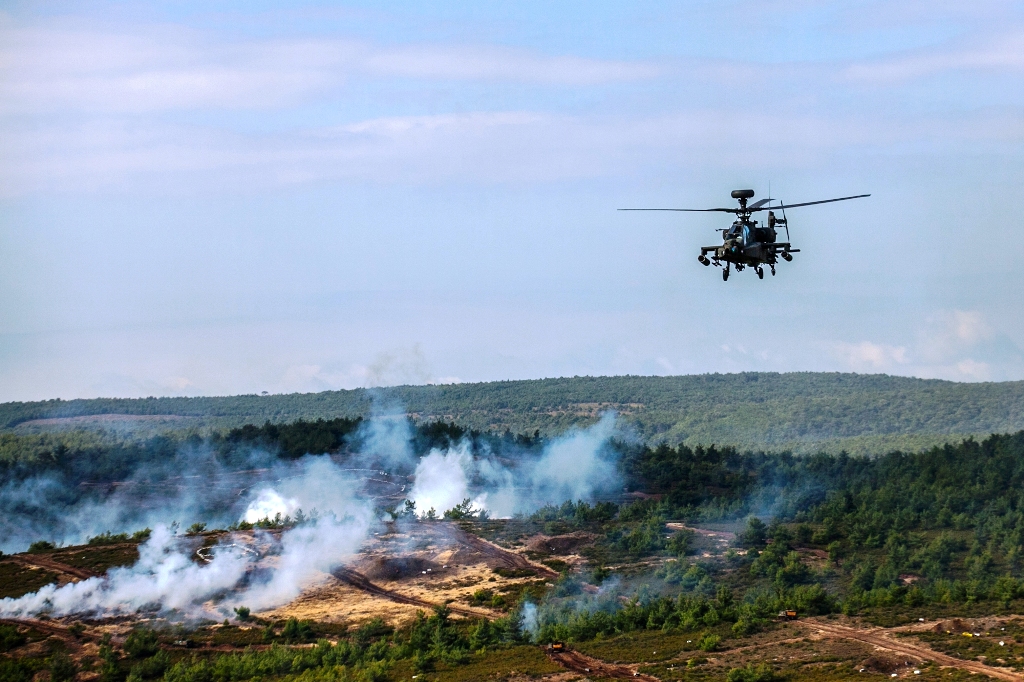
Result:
[620, 189, 869, 280]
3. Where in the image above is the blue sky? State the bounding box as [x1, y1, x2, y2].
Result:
[1, 0, 1023, 400]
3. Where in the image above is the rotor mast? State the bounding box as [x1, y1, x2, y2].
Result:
[731, 189, 755, 220]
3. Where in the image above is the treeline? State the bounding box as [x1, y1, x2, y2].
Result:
[223, 418, 363, 459]
[0, 418, 545, 486]
[5, 373, 1024, 453]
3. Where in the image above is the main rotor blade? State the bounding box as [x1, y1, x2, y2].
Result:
[618, 208, 738, 213]
[749, 194, 870, 212]
[748, 198, 774, 210]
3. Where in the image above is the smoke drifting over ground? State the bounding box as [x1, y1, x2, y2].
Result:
[0, 411, 622, 619]
[410, 413, 621, 517]
[0, 456, 375, 619]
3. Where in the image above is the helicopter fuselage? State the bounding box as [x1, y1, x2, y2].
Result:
[700, 216, 798, 269]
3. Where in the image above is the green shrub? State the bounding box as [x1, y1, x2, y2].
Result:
[727, 663, 784, 682]
[281, 618, 314, 643]
[468, 589, 494, 606]
[124, 629, 159, 659]
[698, 633, 720, 652]
[88, 532, 130, 546]
[48, 652, 78, 682]
[667, 529, 695, 556]
[353, 618, 391, 645]
[127, 651, 169, 680]
[739, 517, 768, 548]
[0, 659, 32, 682]
[0, 624, 26, 652]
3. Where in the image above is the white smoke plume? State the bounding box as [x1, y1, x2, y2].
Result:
[243, 489, 299, 523]
[230, 511, 371, 611]
[0, 525, 249, 618]
[355, 398, 415, 470]
[520, 602, 539, 639]
[408, 443, 484, 515]
[409, 412, 621, 518]
[0, 441, 276, 554]
[0, 457, 375, 619]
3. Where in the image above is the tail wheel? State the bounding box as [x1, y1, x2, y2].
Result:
[723, 267, 729, 281]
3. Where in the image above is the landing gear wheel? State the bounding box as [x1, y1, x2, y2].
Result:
[770, 265, 776, 276]
[723, 266, 730, 281]
[756, 266, 764, 279]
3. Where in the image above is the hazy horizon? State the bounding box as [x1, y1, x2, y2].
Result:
[4, 369, 1019, 406]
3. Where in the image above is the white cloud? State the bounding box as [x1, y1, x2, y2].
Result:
[954, 358, 991, 380]
[361, 44, 660, 84]
[917, 309, 994, 364]
[3, 13, 1024, 196]
[833, 341, 908, 371]
[0, 19, 657, 115]
[832, 310, 1017, 381]
[949, 310, 991, 344]
[278, 363, 374, 393]
[655, 357, 675, 373]
[844, 28, 1024, 83]
[5, 106, 1006, 195]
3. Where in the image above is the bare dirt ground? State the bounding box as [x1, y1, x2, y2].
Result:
[450, 526, 559, 579]
[261, 522, 556, 625]
[804, 618, 1022, 681]
[546, 647, 660, 681]
[6, 554, 99, 582]
[666, 522, 736, 542]
[331, 566, 490, 618]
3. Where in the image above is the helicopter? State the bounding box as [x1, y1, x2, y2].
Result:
[620, 189, 869, 280]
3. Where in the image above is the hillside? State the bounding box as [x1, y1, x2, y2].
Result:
[3, 373, 1024, 454]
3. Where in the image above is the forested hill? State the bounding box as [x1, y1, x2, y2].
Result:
[3, 373, 1024, 453]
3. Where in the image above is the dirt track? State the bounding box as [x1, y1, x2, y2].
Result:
[807, 619, 1022, 681]
[448, 527, 560, 579]
[0, 618, 89, 651]
[546, 647, 659, 681]
[5, 555, 99, 581]
[331, 567, 489, 618]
